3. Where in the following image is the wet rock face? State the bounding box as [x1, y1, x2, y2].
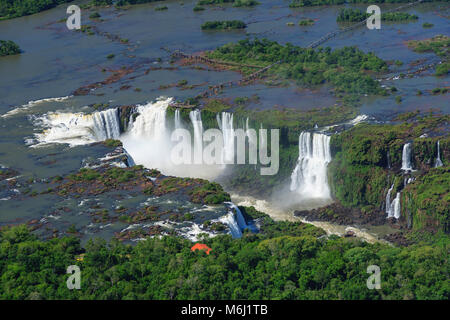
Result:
[294, 202, 387, 226]
[117, 106, 135, 133]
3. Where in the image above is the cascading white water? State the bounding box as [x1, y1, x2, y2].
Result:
[225, 201, 248, 231]
[401, 142, 413, 171]
[391, 193, 401, 219]
[219, 212, 242, 238]
[217, 112, 234, 164]
[32, 108, 121, 147]
[219, 202, 254, 238]
[174, 109, 182, 129]
[385, 183, 394, 215]
[386, 183, 401, 219]
[127, 99, 169, 140]
[93, 108, 121, 141]
[189, 109, 203, 164]
[435, 140, 443, 168]
[122, 99, 223, 179]
[290, 132, 332, 199]
[31, 97, 225, 179]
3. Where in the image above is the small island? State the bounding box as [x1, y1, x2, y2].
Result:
[298, 18, 315, 26]
[201, 20, 247, 30]
[198, 0, 259, 7]
[337, 8, 418, 23]
[0, 40, 21, 56]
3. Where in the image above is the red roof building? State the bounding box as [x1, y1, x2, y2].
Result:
[191, 243, 212, 255]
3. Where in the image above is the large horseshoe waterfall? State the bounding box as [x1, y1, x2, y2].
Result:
[290, 132, 332, 199]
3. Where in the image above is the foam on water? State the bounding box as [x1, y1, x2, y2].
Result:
[32, 108, 120, 147]
[2, 96, 72, 118]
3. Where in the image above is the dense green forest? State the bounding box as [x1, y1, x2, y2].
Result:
[0, 40, 21, 56]
[201, 20, 247, 30]
[207, 38, 388, 94]
[0, 220, 448, 299]
[0, 0, 73, 20]
[336, 8, 419, 22]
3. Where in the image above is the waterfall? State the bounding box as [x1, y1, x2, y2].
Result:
[175, 109, 182, 129]
[225, 202, 248, 231]
[387, 150, 391, 169]
[435, 140, 443, 168]
[386, 183, 401, 219]
[92, 108, 121, 140]
[401, 142, 413, 171]
[290, 132, 332, 199]
[127, 100, 169, 141]
[219, 202, 253, 238]
[219, 212, 242, 238]
[217, 112, 234, 164]
[385, 183, 394, 215]
[32, 108, 121, 147]
[391, 193, 401, 219]
[189, 109, 203, 164]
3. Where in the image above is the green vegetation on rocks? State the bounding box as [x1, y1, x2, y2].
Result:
[337, 8, 418, 23]
[298, 19, 315, 26]
[197, 0, 259, 7]
[189, 182, 231, 204]
[0, 0, 74, 20]
[290, 0, 443, 7]
[328, 113, 449, 236]
[89, 12, 101, 19]
[154, 5, 168, 10]
[406, 35, 449, 76]
[207, 38, 388, 95]
[403, 167, 449, 234]
[0, 40, 21, 56]
[201, 20, 247, 30]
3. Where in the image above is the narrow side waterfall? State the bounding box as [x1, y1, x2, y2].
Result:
[32, 108, 121, 147]
[174, 109, 182, 129]
[386, 183, 401, 219]
[290, 132, 332, 199]
[385, 183, 394, 215]
[391, 193, 401, 219]
[387, 150, 391, 169]
[401, 142, 413, 171]
[435, 140, 443, 168]
[217, 112, 234, 164]
[189, 109, 203, 164]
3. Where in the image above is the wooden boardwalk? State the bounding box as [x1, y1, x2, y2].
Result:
[170, 0, 425, 97]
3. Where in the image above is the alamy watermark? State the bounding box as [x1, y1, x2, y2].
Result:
[66, 265, 81, 290]
[66, 5, 81, 30]
[367, 5, 381, 30]
[366, 265, 381, 289]
[170, 128, 279, 176]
